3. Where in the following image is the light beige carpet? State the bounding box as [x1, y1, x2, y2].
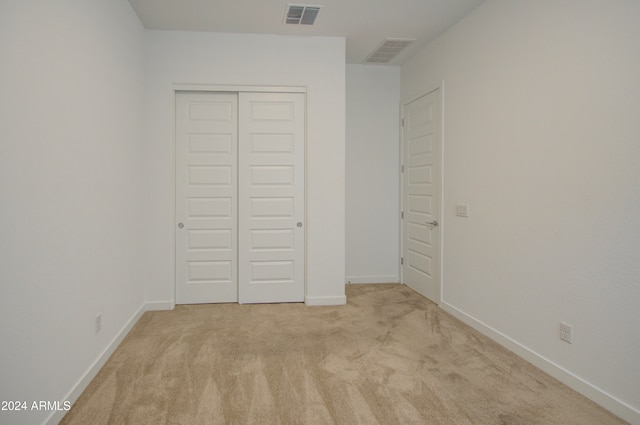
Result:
[60, 284, 626, 424]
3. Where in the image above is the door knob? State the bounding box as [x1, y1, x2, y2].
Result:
[297, 222, 303, 228]
[177, 222, 184, 229]
[425, 220, 438, 227]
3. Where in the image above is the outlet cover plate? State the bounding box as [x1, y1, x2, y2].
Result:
[560, 321, 573, 343]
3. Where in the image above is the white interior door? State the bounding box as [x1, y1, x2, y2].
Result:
[175, 92, 238, 304]
[402, 89, 441, 302]
[238, 92, 305, 304]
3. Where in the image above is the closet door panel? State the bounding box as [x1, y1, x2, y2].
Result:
[238, 92, 305, 304]
[175, 92, 238, 304]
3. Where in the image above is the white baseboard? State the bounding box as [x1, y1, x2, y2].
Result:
[145, 300, 175, 311]
[440, 301, 640, 425]
[305, 295, 347, 306]
[46, 301, 175, 425]
[345, 275, 400, 284]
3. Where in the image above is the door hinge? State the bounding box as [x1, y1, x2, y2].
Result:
[401, 164, 404, 173]
[401, 118, 405, 127]
[401, 211, 404, 219]
[401, 257, 404, 265]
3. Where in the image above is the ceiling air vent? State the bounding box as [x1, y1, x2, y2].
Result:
[284, 4, 321, 25]
[364, 38, 416, 64]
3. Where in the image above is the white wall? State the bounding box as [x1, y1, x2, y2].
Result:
[0, 1, 146, 424]
[346, 64, 401, 284]
[402, 0, 640, 422]
[142, 31, 346, 306]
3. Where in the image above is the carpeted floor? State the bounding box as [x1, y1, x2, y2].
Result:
[60, 284, 626, 424]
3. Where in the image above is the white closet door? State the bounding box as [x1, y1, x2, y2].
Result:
[238, 92, 305, 304]
[175, 92, 238, 304]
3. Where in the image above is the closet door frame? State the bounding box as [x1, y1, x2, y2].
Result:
[171, 85, 307, 305]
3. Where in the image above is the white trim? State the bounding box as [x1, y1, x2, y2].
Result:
[303, 94, 309, 309]
[171, 84, 177, 305]
[172, 83, 306, 93]
[440, 301, 640, 425]
[305, 295, 347, 306]
[146, 300, 175, 311]
[400, 83, 442, 108]
[399, 101, 405, 286]
[398, 98, 404, 286]
[345, 276, 400, 284]
[438, 81, 445, 306]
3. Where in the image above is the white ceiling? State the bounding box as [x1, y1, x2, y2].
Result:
[128, 0, 487, 65]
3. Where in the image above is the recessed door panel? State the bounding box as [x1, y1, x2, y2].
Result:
[187, 229, 232, 250]
[188, 134, 232, 154]
[251, 229, 295, 251]
[250, 166, 294, 186]
[408, 165, 432, 185]
[250, 197, 294, 218]
[188, 165, 232, 186]
[251, 134, 295, 154]
[250, 102, 294, 121]
[250, 261, 294, 284]
[187, 197, 232, 218]
[188, 101, 233, 121]
[187, 261, 232, 283]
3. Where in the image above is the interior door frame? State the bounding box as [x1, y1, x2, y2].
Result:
[171, 84, 307, 306]
[399, 81, 445, 304]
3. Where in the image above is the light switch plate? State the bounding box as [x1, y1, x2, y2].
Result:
[456, 204, 469, 217]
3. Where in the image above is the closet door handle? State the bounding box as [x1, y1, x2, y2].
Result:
[297, 222, 303, 228]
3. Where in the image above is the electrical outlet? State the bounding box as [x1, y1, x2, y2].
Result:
[95, 313, 102, 334]
[559, 321, 572, 344]
[455, 204, 469, 217]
